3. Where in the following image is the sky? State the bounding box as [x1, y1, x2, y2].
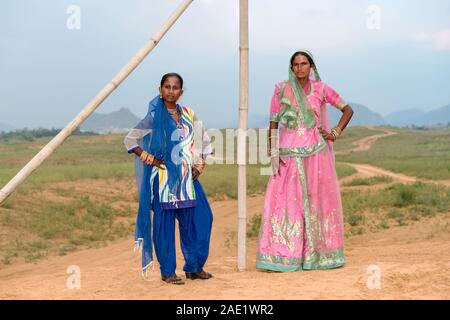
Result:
[1, 0, 450, 129]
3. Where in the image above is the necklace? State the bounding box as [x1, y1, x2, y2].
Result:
[167, 107, 181, 126]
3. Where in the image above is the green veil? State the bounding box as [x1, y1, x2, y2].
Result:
[277, 50, 321, 130]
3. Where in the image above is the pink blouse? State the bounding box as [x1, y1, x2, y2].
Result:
[270, 80, 347, 155]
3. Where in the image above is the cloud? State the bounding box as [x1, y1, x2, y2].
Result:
[415, 28, 450, 50]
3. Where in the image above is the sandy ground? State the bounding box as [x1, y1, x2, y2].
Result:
[0, 194, 449, 300]
[0, 128, 449, 300]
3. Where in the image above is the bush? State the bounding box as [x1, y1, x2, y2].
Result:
[393, 184, 416, 207]
[347, 211, 364, 226]
[247, 214, 261, 238]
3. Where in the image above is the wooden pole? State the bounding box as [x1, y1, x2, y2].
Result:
[0, 0, 194, 206]
[237, 0, 248, 272]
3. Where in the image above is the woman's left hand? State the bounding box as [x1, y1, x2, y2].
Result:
[192, 167, 201, 180]
[319, 128, 335, 142]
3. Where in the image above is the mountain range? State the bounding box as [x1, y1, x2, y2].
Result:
[3, 103, 449, 134]
[383, 104, 450, 127]
[79, 107, 141, 133]
[251, 103, 450, 129]
[327, 102, 386, 127]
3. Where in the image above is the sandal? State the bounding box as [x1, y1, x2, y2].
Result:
[185, 269, 213, 280]
[161, 274, 185, 285]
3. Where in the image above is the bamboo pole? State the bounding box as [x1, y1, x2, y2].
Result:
[237, 0, 248, 272]
[0, 0, 194, 206]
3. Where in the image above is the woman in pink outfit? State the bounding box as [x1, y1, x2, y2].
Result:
[256, 50, 354, 272]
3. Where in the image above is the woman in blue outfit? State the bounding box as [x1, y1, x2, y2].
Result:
[124, 73, 214, 285]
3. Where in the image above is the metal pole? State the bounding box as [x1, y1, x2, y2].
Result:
[0, 0, 194, 205]
[237, 0, 248, 271]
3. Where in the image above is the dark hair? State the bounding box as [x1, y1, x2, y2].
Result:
[290, 51, 314, 69]
[160, 72, 184, 89]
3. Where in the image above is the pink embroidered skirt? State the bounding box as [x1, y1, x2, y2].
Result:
[256, 142, 345, 272]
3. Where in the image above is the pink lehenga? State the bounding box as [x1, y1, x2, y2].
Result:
[256, 59, 348, 272]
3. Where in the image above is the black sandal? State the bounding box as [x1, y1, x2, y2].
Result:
[185, 269, 213, 280]
[162, 274, 185, 285]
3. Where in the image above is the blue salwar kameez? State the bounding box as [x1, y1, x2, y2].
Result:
[124, 96, 213, 277]
[152, 176, 213, 276]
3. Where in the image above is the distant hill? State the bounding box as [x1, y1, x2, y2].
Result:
[0, 122, 15, 133]
[385, 104, 450, 127]
[80, 108, 140, 134]
[7, 103, 450, 132]
[418, 104, 450, 127]
[384, 109, 426, 127]
[251, 102, 450, 128]
[327, 102, 386, 127]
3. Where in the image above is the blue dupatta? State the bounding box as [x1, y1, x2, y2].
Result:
[134, 96, 196, 273]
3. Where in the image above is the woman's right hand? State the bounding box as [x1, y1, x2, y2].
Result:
[271, 156, 286, 176]
[151, 158, 165, 169]
[136, 148, 165, 169]
[319, 127, 336, 142]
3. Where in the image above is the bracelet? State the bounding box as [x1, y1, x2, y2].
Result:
[333, 126, 342, 136]
[329, 131, 335, 141]
[147, 154, 155, 164]
[268, 149, 279, 158]
[139, 151, 149, 161]
[140, 151, 154, 164]
[330, 130, 338, 141]
[331, 127, 342, 141]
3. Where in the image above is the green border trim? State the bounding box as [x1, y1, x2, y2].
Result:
[279, 136, 327, 158]
[256, 262, 303, 272]
[256, 249, 345, 272]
